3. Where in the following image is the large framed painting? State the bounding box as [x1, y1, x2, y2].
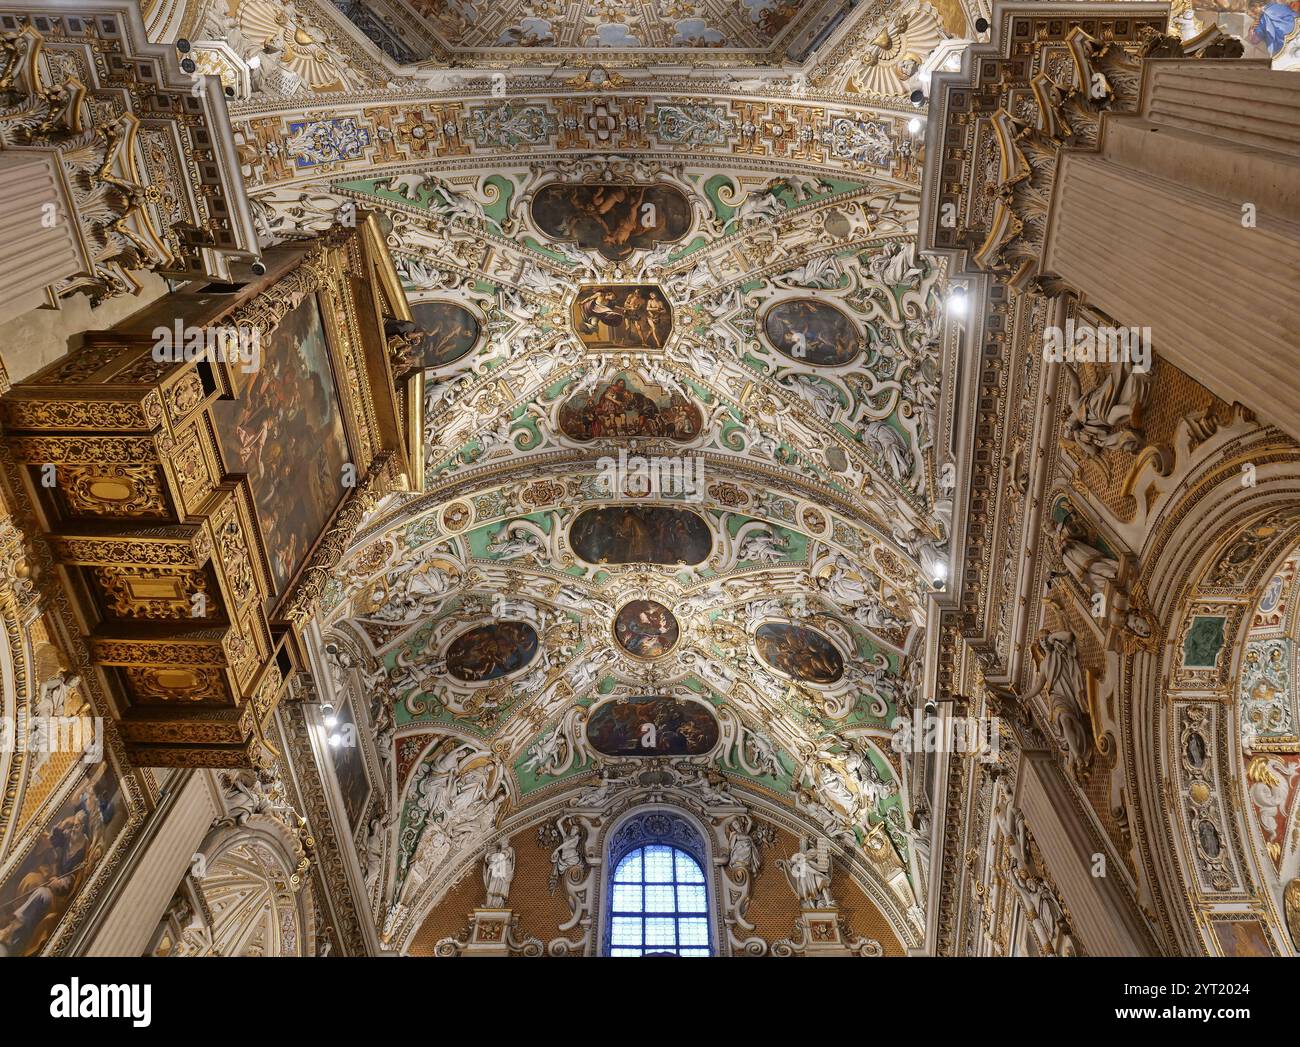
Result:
[0, 762, 128, 956]
[1208, 916, 1276, 957]
[330, 698, 371, 830]
[214, 295, 351, 595]
[762, 298, 862, 365]
[559, 371, 702, 441]
[613, 599, 681, 659]
[445, 621, 540, 682]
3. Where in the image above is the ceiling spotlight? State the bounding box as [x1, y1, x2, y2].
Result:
[321, 703, 338, 728]
[947, 287, 968, 316]
[908, 117, 923, 135]
[328, 732, 343, 748]
[931, 562, 949, 590]
[176, 38, 192, 53]
[909, 89, 926, 107]
[180, 57, 196, 74]
[250, 260, 267, 276]
[975, 17, 990, 33]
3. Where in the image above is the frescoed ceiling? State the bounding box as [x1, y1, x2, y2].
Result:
[329, 0, 859, 66]
[186, 0, 971, 949]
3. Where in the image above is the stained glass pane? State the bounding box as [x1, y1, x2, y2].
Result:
[611, 916, 643, 946]
[644, 845, 674, 882]
[678, 918, 709, 946]
[645, 917, 677, 946]
[615, 849, 643, 882]
[612, 884, 642, 911]
[675, 850, 705, 882]
[677, 885, 707, 912]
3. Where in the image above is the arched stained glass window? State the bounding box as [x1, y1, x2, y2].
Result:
[608, 844, 710, 957]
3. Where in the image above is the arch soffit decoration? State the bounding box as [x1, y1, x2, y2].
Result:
[1119, 431, 1300, 956]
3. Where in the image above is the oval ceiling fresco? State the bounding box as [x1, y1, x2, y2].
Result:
[586, 696, 719, 757]
[613, 599, 680, 658]
[762, 298, 861, 366]
[445, 620, 539, 682]
[408, 300, 481, 368]
[570, 506, 711, 565]
[754, 621, 845, 683]
[559, 371, 702, 441]
[532, 183, 691, 261]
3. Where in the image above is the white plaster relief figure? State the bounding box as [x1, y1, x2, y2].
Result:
[483, 841, 515, 907]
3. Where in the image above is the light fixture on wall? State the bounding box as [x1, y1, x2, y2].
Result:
[931, 561, 949, 590]
[947, 286, 968, 317]
[321, 703, 338, 729]
[908, 117, 923, 134]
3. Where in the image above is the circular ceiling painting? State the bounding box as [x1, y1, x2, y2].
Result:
[614, 599, 680, 659]
[754, 622, 844, 683]
[446, 620, 539, 682]
[762, 298, 861, 366]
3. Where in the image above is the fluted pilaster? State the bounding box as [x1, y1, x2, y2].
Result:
[0, 151, 82, 327]
[1042, 61, 1300, 437]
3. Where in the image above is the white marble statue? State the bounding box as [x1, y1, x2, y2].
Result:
[778, 836, 834, 909]
[1030, 629, 1093, 779]
[483, 841, 516, 907]
[1053, 521, 1120, 594]
[726, 815, 761, 876]
[860, 420, 914, 485]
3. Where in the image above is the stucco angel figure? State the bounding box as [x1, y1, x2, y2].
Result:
[363, 810, 394, 890]
[816, 551, 873, 606]
[737, 527, 788, 563]
[486, 524, 545, 561]
[860, 420, 914, 485]
[29, 670, 82, 784]
[483, 841, 515, 907]
[778, 836, 834, 909]
[744, 727, 784, 779]
[520, 722, 567, 777]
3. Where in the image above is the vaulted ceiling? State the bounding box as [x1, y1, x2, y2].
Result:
[189, 0, 971, 948]
[329, 0, 864, 66]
